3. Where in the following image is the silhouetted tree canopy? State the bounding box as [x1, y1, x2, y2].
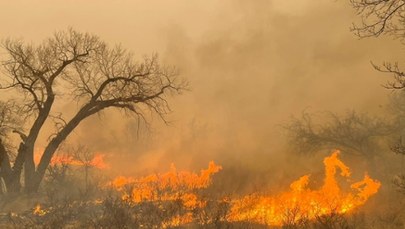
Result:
[350, 0, 405, 90]
[0, 28, 187, 193]
[285, 111, 396, 156]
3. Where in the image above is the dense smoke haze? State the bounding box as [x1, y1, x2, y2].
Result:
[0, 0, 403, 182]
[1, 1, 405, 228]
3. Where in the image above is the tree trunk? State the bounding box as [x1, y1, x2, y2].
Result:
[17, 96, 55, 193]
[26, 107, 94, 193]
[23, 144, 36, 193]
[24, 174, 41, 194]
[0, 140, 22, 193]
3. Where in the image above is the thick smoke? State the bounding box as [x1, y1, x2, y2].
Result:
[0, 0, 404, 189]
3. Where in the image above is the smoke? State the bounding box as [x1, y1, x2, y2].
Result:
[1, 0, 404, 188]
[112, 0, 403, 173]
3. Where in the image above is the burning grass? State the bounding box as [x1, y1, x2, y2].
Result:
[103, 150, 380, 228]
[0, 150, 382, 228]
[226, 151, 380, 226]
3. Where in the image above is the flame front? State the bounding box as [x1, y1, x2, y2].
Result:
[108, 150, 380, 227]
[226, 151, 381, 226]
[111, 161, 222, 206]
[109, 161, 222, 227]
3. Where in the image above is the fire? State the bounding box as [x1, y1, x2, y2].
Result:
[33, 204, 47, 216]
[110, 161, 222, 207]
[226, 150, 381, 226]
[49, 153, 109, 169]
[34, 150, 109, 169]
[109, 161, 222, 228]
[107, 150, 380, 227]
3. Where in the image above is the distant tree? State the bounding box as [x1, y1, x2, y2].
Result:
[283, 0, 405, 193]
[285, 111, 396, 157]
[349, 0, 405, 149]
[0, 29, 186, 193]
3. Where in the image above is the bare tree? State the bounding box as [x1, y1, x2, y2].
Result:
[71, 145, 99, 197]
[0, 29, 186, 193]
[285, 110, 395, 157]
[350, 0, 405, 89]
[351, 0, 405, 38]
[0, 101, 23, 193]
[350, 0, 405, 164]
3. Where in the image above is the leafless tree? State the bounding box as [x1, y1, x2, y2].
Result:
[70, 145, 100, 197]
[350, 0, 405, 89]
[348, 1, 405, 195]
[285, 111, 395, 157]
[0, 28, 186, 193]
[351, 0, 405, 38]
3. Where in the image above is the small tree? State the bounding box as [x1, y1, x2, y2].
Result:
[71, 145, 101, 197]
[0, 29, 186, 193]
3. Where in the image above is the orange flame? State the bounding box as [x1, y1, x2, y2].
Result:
[34, 151, 109, 169]
[109, 161, 222, 228]
[50, 153, 109, 169]
[108, 150, 380, 227]
[110, 161, 222, 208]
[33, 204, 47, 216]
[226, 150, 381, 226]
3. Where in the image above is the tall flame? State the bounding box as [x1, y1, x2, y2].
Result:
[226, 150, 381, 226]
[108, 150, 380, 227]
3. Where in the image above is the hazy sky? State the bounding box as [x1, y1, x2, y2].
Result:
[0, 1, 404, 175]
